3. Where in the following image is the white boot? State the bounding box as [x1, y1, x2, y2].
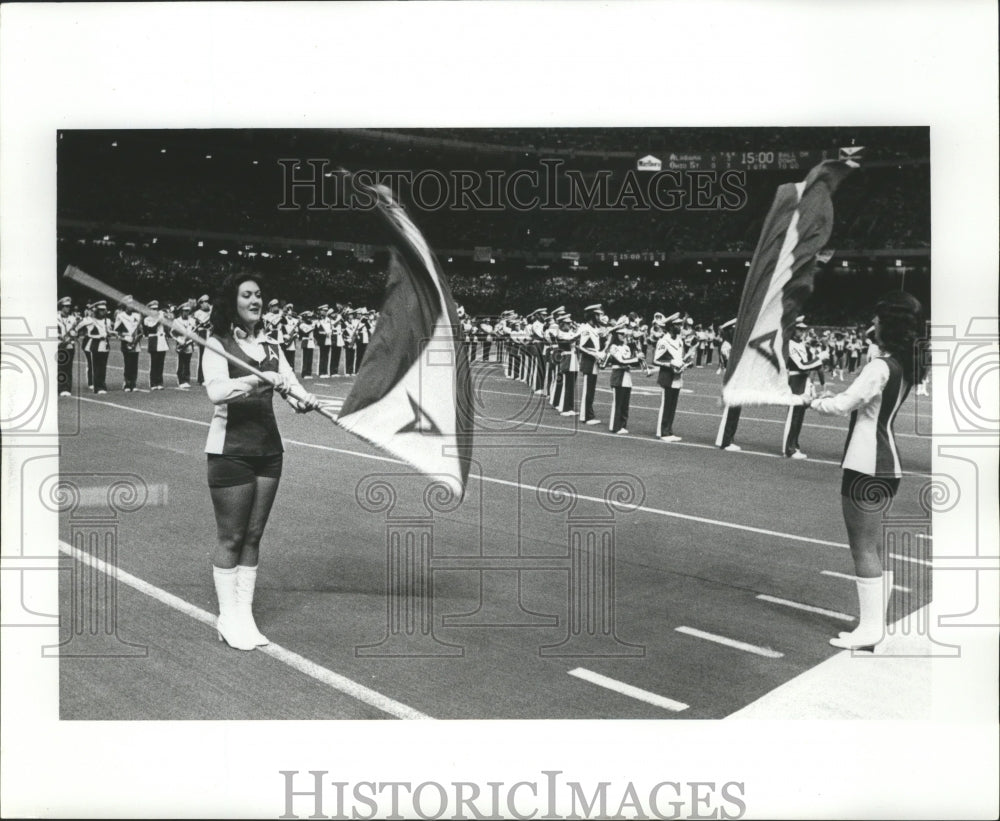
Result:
[213, 566, 257, 650]
[236, 564, 269, 647]
[830, 576, 885, 649]
[838, 570, 895, 640]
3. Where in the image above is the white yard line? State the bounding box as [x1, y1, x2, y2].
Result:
[58, 539, 430, 720]
[567, 667, 689, 712]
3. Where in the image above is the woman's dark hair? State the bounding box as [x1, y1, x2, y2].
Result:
[874, 291, 926, 384]
[211, 273, 266, 337]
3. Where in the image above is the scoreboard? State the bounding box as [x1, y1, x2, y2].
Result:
[716, 149, 829, 170]
[645, 149, 833, 172]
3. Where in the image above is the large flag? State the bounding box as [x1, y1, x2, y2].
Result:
[721, 156, 860, 406]
[335, 185, 474, 497]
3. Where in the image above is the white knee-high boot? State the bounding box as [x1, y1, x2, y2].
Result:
[838, 570, 895, 641]
[214, 566, 256, 650]
[236, 564, 269, 646]
[830, 575, 885, 649]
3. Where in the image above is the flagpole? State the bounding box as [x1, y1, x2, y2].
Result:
[62, 265, 338, 421]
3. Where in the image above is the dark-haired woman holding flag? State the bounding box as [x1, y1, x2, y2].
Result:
[202, 273, 321, 651]
[804, 292, 925, 650]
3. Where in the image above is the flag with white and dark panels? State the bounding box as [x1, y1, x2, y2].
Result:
[335, 185, 474, 498]
[722, 156, 860, 406]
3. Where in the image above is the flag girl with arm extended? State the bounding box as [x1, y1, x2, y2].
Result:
[202, 273, 320, 651]
[804, 292, 925, 650]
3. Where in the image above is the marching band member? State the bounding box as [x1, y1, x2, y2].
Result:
[542, 310, 560, 403]
[547, 308, 566, 406]
[516, 312, 531, 386]
[606, 320, 644, 434]
[281, 303, 299, 369]
[479, 316, 495, 363]
[846, 332, 862, 374]
[114, 297, 143, 392]
[833, 331, 847, 380]
[810, 333, 828, 389]
[652, 313, 688, 441]
[680, 316, 696, 354]
[57, 297, 77, 396]
[356, 308, 371, 368]
[627, 313, 646, 364]
[315, 305, 333, 377]
[694, 324, 709, 367]
[77, 302, 95, 389]
[556, 312, 581, 416]
[515, 315, 528, 382]
[81, 300, 114, 394]
[782, 316, 823, 459]
[201, 273, 321, 651]
[459, 306, 475, 362]
[822, 330, 837, 380]
[496, 311, 513, 378]
[528, 309, 547, 394]
[648, 312, 666, 361]
[712, 318, 743, 451]
[704, 325, 717, 367]
[263, 299, 284, 345]
[717, 317, 736, 375]
[342, 308, 360, 376]
[143, 299, 169, 390]
[577, 304, 605, 424]
[297, 309, 317, 379]
[194, 294, 213, 386]
[330, 305, 346, 376]
[805, 292, 925, 650]
[171, 301, 197, 389]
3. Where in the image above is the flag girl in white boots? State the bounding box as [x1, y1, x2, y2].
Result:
[805, 292, 925, 650]
[201, 274, 321, 650]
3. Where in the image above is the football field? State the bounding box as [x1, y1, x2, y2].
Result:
[56, 350, 934, 720]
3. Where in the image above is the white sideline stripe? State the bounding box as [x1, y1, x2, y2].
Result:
[77, 388, 930, 478]
[76, 396, 923, 554]
[57, 539, 430, 720]
[756, 594, 855, 623]
[477, 386, 927, 440]
[460, 389, 931, 475]
[567, 667, 688, 712]
[674, 626, 784, 658]
[76, 397, 400, 465]
[820, 570, 911, 593]
[474, 367, 934, 419]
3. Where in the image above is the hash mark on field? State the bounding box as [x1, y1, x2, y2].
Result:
[674, 626, 784, 658]
[756, 594, 855, 623]
[567, 667, 689, 712]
